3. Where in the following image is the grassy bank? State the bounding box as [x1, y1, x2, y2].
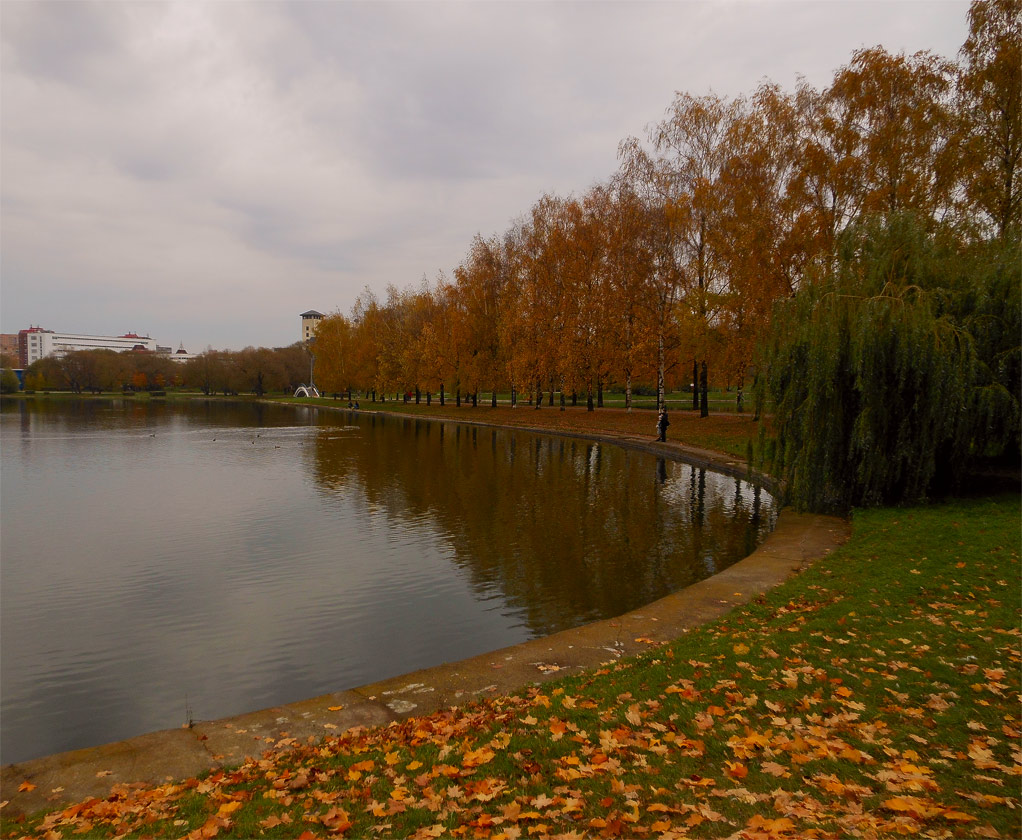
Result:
[268, 397, 766, 462]
[4, 493, 1018, 839]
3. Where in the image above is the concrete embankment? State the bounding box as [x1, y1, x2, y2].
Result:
[1, 432, 849, 819]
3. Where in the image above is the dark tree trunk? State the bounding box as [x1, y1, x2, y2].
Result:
[700, 360, 709, 418]
[693, 359, 699, 411]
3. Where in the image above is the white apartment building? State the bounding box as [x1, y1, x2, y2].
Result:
[19, 328, 158, 367]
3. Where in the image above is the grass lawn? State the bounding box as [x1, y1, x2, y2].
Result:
[4, 493, 1018, 840]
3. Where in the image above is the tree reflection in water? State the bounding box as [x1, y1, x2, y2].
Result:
[309, 414, 775, 638]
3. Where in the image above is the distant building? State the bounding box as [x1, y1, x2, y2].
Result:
[170, 343, 197, 363]
[18, 327, 160, 367]
[301, 310, 324, 343]
[1, 333, 18, 361]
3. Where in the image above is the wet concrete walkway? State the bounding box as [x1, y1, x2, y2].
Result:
[1, 432, 850, 819]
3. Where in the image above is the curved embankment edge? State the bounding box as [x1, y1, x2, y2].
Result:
[1, 422, 849, 819]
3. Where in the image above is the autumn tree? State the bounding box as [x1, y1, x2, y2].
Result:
[454, 235, 509, 406]
[617, 141, 687, 410]
[957, 0, 1022, 240]
[348, 289, 386, 400]
[276, 342, 313, 393]
[311, 313, 355, 397]
[0, 367, 18, 393]
[602, 176, 658, 409]
[235, 346, 287, 397]
[712, 83, 809, 391]
[826, 47, 958, 225]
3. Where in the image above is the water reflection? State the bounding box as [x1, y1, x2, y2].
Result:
[1, 400, 775, 764]
[307, 413, 774, 637]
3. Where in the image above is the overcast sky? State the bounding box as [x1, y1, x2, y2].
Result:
[2, 1, 970, 353]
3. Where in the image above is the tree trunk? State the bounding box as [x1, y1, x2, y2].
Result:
[427, 391, 432, 405]
[597, 378, 604, 408]
[693, 359, 699, 411]
[657, 332, 665, 411]
[472, 390, 478, 408]
[535, 379, 542, 409]
[415, 386, 420, 404]
[625, 370, 632, 411]
[440, 383, 445, 406]
[491, 389, 497, 408]
[456, 389, 461, 407]
[700, 360, 709, 418]
[560, 390, 565, 411]
[587, 382, 594, 412]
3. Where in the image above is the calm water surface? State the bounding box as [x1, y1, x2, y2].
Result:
[0, 400, 776, 764]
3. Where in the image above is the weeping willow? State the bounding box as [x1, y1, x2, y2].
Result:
[757, 215, 1020, 512]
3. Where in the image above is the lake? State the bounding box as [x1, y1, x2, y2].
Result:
[0, 399, 776, 764]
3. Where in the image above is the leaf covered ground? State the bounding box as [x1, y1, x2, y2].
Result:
[3, 492, 1018, 840]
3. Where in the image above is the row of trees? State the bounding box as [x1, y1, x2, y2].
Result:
[12, 344, 313, 397]
[311, 1, 1019, 416]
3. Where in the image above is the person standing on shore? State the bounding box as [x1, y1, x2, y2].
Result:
[656, 408, 670, 442]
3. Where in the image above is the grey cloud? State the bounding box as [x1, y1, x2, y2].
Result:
[1, 1, 972, 352]
[2, 0, 123, 83]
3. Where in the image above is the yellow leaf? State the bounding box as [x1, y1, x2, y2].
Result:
[462, 747, 496, 768]
[733, 643, 750, 655]
[327, 705, 344, 711]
